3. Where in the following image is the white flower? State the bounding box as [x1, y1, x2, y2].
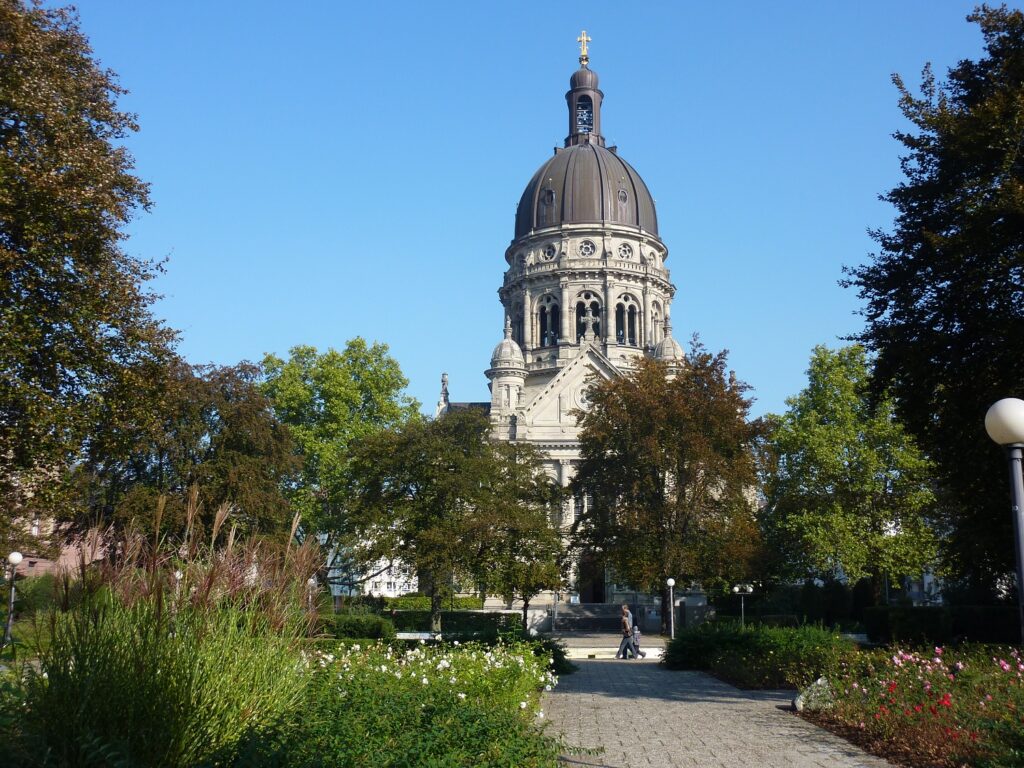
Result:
[519, 701, 527, 709]
[544, 684, 552, 691]
[457, 692, 466, 700]
[352, 644, 360, 652]
[537, 710, 544, 718]
[422, 677, 429, 685]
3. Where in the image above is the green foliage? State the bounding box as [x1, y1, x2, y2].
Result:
[73, 361, 299, 537]
[7, 600, 307, 767]
[346, 408, 561, 632]
[382, 594, 483, 611]
[386, 610, 522, 639]
[824, 645, 1024, 768]
[261, 341, 420, 542]
[663, 622, 856, 689]
[844, 7, 1024, 594]
[0, 0, 177, 549]
[572, 349, 762, 632]
[761, 346, 937, 586]
[321, 613, 396, 641]
[281, 642, 562, 768]
[950, 605, 1020, 644]
[10, 574, 58, 616]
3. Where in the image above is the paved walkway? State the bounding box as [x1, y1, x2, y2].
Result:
[543, 659, 894, 768]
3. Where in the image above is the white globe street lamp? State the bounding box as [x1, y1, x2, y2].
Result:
[3, 551, 23, 648]
[732, 583, 754, 629]
[985, 398, 1024, 644]
[666, 578, 676, 639]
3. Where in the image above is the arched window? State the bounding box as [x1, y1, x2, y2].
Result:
[537, 294, 560, 347]
[575, 294, 601, 341]
[651, 303, 663, 345]
[616, 294, 641, 347]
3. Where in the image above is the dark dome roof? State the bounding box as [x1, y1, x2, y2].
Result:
[570, 66, 598, 89]
[514, 142, 658, 239]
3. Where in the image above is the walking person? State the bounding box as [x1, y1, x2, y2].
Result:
[632, 620, 647, 659]
[615, 603, 635, 659]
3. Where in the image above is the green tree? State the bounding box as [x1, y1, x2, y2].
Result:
[571, 346, 761, 633]
[71, 360, 298, 537]
[260, 341, 420, 538]
[475, 444, 564, 633]
[0, 0, 176, 550]
[844, 6, 1024, 594]
[345, 408, 558, 632]
[761, 346, 938, 595]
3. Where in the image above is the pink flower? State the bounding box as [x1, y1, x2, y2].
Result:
[934, 647, 944, 656]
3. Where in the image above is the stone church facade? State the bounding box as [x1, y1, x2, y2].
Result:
[438, 39, 683, 602]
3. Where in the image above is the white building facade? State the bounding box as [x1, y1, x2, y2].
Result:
[440, 44, 684, 603]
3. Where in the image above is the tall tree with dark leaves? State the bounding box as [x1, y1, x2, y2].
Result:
[0, 1, 176, 550]
[71, 360, 299, 539]
[845, 6, 1024, 596]
[571, 347, 761, 633]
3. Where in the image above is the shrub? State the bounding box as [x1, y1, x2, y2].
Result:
[950, 605, 1020, 644]
[6, 599, 307, 767]
[384, 594, 484, 611]
[864, 606, 953, 645]
[441, 610, 520, 639]
[863, 606, 891, 643]
[322, 613, 396, 641]
[664, 622, 856, 688]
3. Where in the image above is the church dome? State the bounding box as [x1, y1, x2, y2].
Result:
[490, 320, 526, 370]
[514, 142, 659, 239]
[570, 66, 598, 90]
[653, 319, 685, 362]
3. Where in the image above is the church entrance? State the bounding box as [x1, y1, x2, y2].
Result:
[576, 551, 606, 603]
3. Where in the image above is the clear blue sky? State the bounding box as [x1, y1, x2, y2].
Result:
[66, 1, 990, 417]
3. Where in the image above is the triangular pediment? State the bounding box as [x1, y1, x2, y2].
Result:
[520, 344, 624, 427]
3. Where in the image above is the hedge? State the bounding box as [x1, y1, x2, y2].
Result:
[322, 614, 396, 641]
[863, 605, 1017, 645]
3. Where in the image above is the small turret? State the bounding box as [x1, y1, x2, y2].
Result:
[486, 318, 527, 416]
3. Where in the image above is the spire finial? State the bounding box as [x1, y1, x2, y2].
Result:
[503, 315, 512, 338]
[577, 30, 591, 67]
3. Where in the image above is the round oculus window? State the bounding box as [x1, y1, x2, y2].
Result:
[617, 189, 628, 204]
[578, 240, 596, 257]
[618, 243, 633, 259]
[543, 244, 557, 260]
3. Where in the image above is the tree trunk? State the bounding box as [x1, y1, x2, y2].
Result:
[430, 588, 443, 634]
[521, 597, 531, 635]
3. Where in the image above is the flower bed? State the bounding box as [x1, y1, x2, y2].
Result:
[812, 645, 1024, 768]
[285, 641, 563, 767]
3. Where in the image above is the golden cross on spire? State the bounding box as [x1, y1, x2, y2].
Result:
[577, 30, 591, 66]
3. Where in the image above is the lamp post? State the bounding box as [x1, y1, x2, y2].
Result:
[984, 398, 1024, 644]
[3, 552, 23, 648]
[732, 583, 754, 629]
[666, 577, 676, 639]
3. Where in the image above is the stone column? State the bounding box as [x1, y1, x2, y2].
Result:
[642, 283, 652, 347]
[603, 279, 614, 344]
[560, 280, 571, 343]
[523, 286, 533, 351]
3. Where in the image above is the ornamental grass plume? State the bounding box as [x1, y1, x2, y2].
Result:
[0, 491, 322, 767]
